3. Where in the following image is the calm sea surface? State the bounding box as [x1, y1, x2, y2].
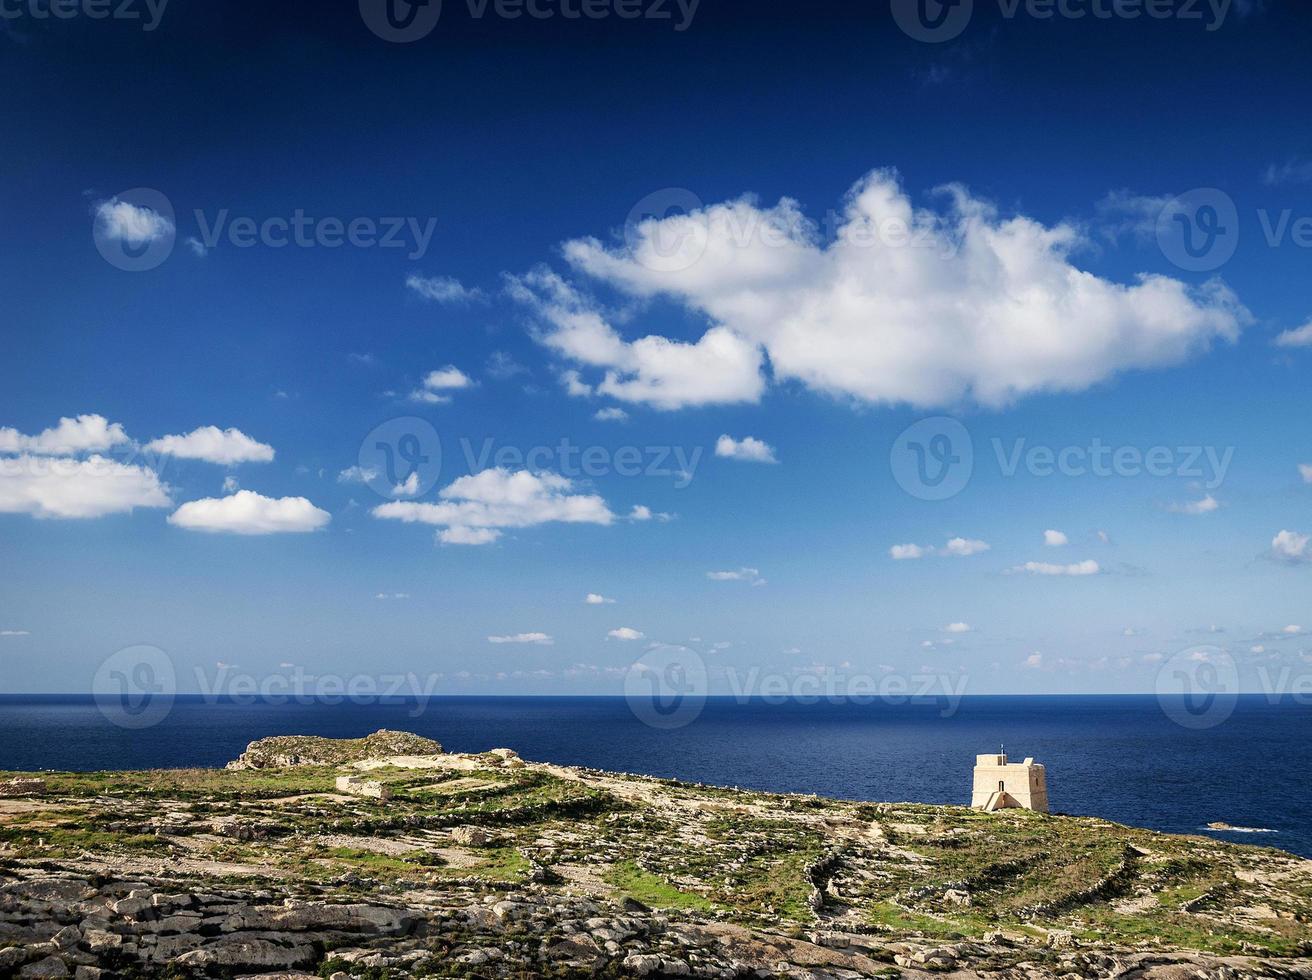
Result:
[1, 695, 1306, 856]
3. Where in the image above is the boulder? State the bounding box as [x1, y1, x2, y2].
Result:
[451, 826, 494, 848]
[334, 776, 392, 801]
[19, 957, 70, 979]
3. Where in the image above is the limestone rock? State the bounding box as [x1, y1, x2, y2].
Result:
[173, 938, 316, 970]
[334, 776, 392, 801]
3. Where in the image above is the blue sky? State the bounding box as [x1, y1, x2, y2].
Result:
[1, 0, 1310, 697]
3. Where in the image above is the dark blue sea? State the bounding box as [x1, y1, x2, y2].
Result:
[1, 695, 1307, 856]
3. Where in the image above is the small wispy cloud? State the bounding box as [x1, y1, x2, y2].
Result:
[1263, 158, 1312, 186]
[707, 567, 766, 586]
[715, 435, 778, 464]
[1168, 494, 1220, 515]
[488, 632, 554, 645]
[409, 366, 475, 404]
[406, 274, 485, 304]
[1012, 560, 1101, 577]
[890, 537, 990, 560]
[1271, 530, 1310, 564]
[1274, 320, 1312, 348]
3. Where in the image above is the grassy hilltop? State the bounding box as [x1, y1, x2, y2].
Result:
[1, 732, 1309, 979]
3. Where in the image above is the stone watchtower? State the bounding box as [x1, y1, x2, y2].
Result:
[971, 752, 1049, 813]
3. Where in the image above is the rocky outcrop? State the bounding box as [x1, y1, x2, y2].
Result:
[3, 872, 1308, 980]
[224, 730, 443, 770]
[0, 777, 47, 797]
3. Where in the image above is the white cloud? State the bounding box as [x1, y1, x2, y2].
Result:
[507, 268, 766, 410]
[375, 592, 411, 600]
[222, 476, 240, 493]
[715, 435, 778, 463]
[144, 426, 275, 465]
[94, 198, 173, 246]
[1095, 190, 1173, 243]
[585, 593, 616, 605]
[338, 465, 379, 484]
[891, 537, 989, 559]
[594, 407, 629, 422]
[0, 415, 129, 456]
[168, 490, 331, 535]
[944, 622, 972, 633]
[707, 567, 766, 586]
[561, 370, 593, 398]
[1169, 494, 1220, 515]
[1014, 560, 1102, 577]
[941, 537, 989, 557]
[1, 630, 31, 637]
[1044, 529, 1069, 547]
[531, 170, 1248, 411]
[406, 274, 485, 304]
[1024, 652, 1044, 669]
[392, 472, 421, 497]
[1271, 530, 1310, 563]
[1283, 625, 1305, 636]
[1299, 464, 1312, 484]
[372, 468, 613, 546]
[424, 366, 474, 390]
[1274, 321, 1312, 348]
[0, 455, 171, 519]
[410, 366, 474, 404]
[1264, 159, 1312, 186]
[628, 504, 674, 522]
[440, 526, 502, 546]
[608, 627, 645, 641]
[488, 632, 554, 645]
